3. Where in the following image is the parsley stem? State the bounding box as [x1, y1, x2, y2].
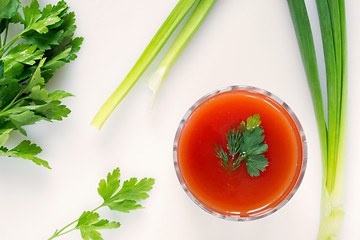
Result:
[48, 219, 78, 240]
[91, 205, 103, 213]
[1, 58, 45, 112]
[0, 104, 42, 116]
[2, 19, 10, 47]
[1, 82, 32, 113]
[0, 25, 33, 56]
[48, 228, 76, 240]
[53, 228, 76, 238]
[0, 34, 21, 57]
[47, 205, 104, 240]
[1, 94, 26, 113]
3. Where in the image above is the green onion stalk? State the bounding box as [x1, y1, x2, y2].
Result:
[91, 0, 216, 129]
[287, 0, 347, 239]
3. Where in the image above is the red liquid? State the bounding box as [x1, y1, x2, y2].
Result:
[177, 90, 304, 217]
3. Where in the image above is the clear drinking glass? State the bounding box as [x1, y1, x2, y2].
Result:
[173, 85, 307, 221]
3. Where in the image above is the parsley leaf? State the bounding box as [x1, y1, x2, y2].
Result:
[75, 211, 120, 240]
[214, 114, 269, 177]
[47, 90, 73, 100]
[98, 168, 155, 213]
[9, 110, 42, 135]
[0, 0, 20, 22]
[23, 0, 67, 34]
[0, 0, 82, 168]
[97, 167, 121, 202]
[1, 44, 43, 77]
[246, 113, 261, 131]
[0, 129, 11, 147]
[111, 177, 155, 202]
[0, 140, 50, 169]
[48, 168, 155, 240]
[246, 154, 268, 177]
[240, 128, 268, 156]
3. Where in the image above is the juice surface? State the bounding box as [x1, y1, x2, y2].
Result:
[177, 90, 303, 216]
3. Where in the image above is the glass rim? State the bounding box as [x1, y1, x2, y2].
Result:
[173, 85, 308, 221]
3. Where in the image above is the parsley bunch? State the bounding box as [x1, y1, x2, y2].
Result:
[48, 168, 155, 240]
[214, 114, 269, 177]
[0, 0, 83, 168]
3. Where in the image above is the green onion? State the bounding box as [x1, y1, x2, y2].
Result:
[147, 0, 215, 96]
[287, 0, 347, 239]
[91, 0, 215, 129]
[286, 0, 328, 159]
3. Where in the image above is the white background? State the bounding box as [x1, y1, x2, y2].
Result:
[0, 0, 359, 239]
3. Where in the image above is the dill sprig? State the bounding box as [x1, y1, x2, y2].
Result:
[225, 122, 242, 158]
[214, 144, 229, 169]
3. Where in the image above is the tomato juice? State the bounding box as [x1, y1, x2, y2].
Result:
[173, 86, 307, 220]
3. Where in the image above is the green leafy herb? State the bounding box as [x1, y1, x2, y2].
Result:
[0, 0, 83, 168]
[214, 114, 268, 177]
[91, 0, 216, 129]
[214, 144, 229, 169]
[287, 0, 347, 239]
[48, 168, 155, 240]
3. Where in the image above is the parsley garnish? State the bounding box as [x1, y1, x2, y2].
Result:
[48, 168, 155, 240]
[214, 114, 269, 177]
[0, 0, 83, 168]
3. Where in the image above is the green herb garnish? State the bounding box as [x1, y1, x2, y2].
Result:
[48, 168, 155, 240]
[0, 0, 83, 168]
[214, 114, 268, 177]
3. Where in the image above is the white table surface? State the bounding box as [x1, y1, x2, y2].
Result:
[1, 0, 359, 239]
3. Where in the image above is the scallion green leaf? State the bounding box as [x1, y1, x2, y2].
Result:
[287, 0, 347, 239]
[147, 0, 215, 97]
[91, 0, 198, 129]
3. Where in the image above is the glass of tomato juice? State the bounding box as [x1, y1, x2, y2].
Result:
[173, 85, 307, 221]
